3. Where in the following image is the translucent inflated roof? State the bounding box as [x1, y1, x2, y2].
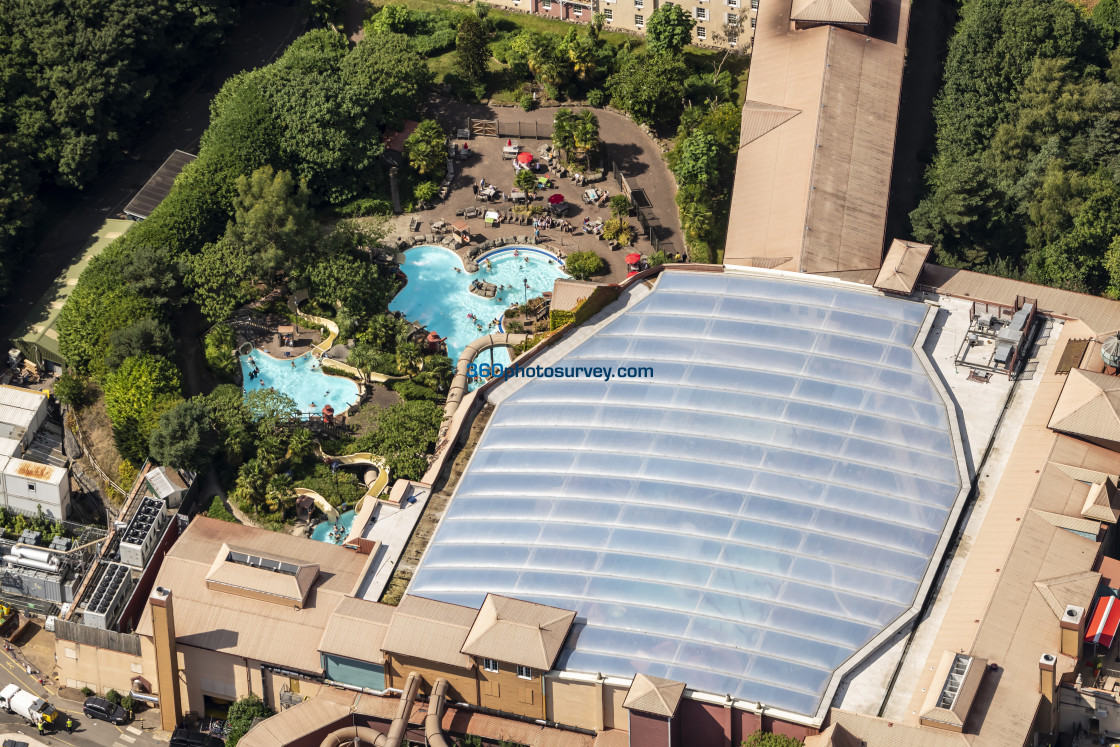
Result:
[408, 270, 964, 720]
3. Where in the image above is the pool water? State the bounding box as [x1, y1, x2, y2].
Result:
[389, 246, 568, 365]
[311, 509, 357, 544]
[240, 349, 360, 414]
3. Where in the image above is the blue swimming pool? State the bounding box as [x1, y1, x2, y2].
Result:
[240, 350, 360, 414]
[311, 509, 357, 544]
[389, 245, 568, 365]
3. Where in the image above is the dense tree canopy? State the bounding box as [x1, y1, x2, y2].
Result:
[912, 0, 1120, 294]
[0, 0, 240, 296]
[608, 52, 689, 129]
[645, 4, 697, 57]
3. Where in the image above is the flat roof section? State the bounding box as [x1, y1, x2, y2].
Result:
[123, 150, 197, 220]
[407, 269, 970, 723]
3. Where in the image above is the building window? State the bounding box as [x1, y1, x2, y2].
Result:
[727, 12, 739, 23]
[574, 5, 582, 14]
[751, 15, 756, 27]
[694, 7, 706, 19]
[750, 0, 759, 8]
[483, 659, 499, 672]
[27, 484, 34, 492]
[696, 26, 706, 37]
[604, 8, 613, 19]
[634, 0, 643, 8]
[634, 13, 644, 25]
[542, 0, 551, 8]
[517, 666, 533, 679]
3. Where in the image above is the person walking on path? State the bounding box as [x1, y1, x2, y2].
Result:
[66, 716, 74, 734]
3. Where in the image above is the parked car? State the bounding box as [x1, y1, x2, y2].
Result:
[171, 728, 225, 747]
[83, 697, 128, 724]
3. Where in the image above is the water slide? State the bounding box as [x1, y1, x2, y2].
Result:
[294, 488, 340, 523]
[288, 290, 340, 359]
[424, 678, 452, 747]
[318, 673, 420, 747]
[307, 446, 392, 511]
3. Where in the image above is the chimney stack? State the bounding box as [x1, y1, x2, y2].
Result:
[1061, 605, 1085, 658]
[149, 586, 182, 732]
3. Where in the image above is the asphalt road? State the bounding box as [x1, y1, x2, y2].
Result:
[0, 643, 162, 747]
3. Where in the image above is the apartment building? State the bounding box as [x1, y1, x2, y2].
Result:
[483, 0, 760, 49]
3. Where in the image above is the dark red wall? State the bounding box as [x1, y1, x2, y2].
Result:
[679, 700, 731, 747]
[630, 712, 670, 747]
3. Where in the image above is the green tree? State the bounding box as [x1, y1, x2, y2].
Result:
[515, 167, 538, 194]
[456, 16, 489, 84]
[608, 52, 688, 129]
[354, 400, 443, 480]
[609, 195, 631, 219]
[565, 250, 605, 280]
[645, 4, 696, 57]
[553, 109, 576, 155]
[105, 319, 173, 370]
[404, 120, 447, 177]
[415, 354, 454, 392]
[308, 251, 391, 319]
[53, 372, 92, 409]
[672, 132, 721, 187]
[103, 355, 182, 457]
[204, 324, 239, 380]
[149, 399, 219, 473]
[226, 695, 275, 747]
[571, 109, 600, 170]
[226, 165, 315, 284]
[206, 496, 238, 522]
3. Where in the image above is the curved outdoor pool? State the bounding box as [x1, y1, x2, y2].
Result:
[240, 349, 360, 414]
[389, 245, 569, 366]
[311, 509, 357, 544]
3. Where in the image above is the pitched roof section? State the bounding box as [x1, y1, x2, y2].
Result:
[790, 0, 872, 24]
[123, 150, 197, 220]
[382, 595, 477, 670]
[1034, 571, 1100, 619]
[622, 674, 686, 718]
[134, 517, 370, 672]
[739, 101, 801, 147]
[1083, 478, 1120, 523]
[318, 596, 394, 664]
[461, 594, 576, 671]
[551, 279, 603, 313]
[875, 239, 932, 294]
[1049, 368, 1120, 443]
[919, 652, 987, 730]
[205, 543, 319, 608]
[725, 0, 910, 274]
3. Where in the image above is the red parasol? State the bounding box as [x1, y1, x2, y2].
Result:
[517, 152, 534, 164]
[625, 253, 642, 265]
[548, 193, 565, 205]
[322, 404, 335, 416]
[507, 139, 512, 147]
[626, 270, 639, 278]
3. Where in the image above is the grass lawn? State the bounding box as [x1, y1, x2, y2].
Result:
[370, 0, 634, 43]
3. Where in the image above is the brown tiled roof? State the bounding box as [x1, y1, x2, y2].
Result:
[919, 265, 1120, 336]
[918, 652, 987, 729]
[824, 710, 971, 746]
[382, 595, 477, 669]
[1034, 571, 1100, 618]
[550, 279, 602, 313]
[790, 0, 872, 24]
[1049, 368, 1120, 442]
[461, 594, 576, 671]
[1082, 478, 1119, 523]
[135, 517, 369, 672]
[724, 0, 910, 274]
[621, 673, 686, 718]
[804, 723, 863, 747]
[739, 101, 801, 147]
[874, 240, 931, 294]
[318, 596, 395, 665]
[205, 543, 319, 606]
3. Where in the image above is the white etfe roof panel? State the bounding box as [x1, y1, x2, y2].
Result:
[408, 271, 963, 720]
[0, 386, 47, 412]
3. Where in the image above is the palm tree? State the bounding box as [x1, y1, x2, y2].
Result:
[396, 341, 422, 377]
[553, 109, 576, 157]
[572, 110, 600, 171]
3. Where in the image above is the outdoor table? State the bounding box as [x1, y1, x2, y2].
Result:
[484, 210, 501, 226]
[583, 189, 601, 203]
[510, 188, 526, 202]
[537, 176, 551, 189]
[479, 186, 498, 200]
[502, 145, 520, 159]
